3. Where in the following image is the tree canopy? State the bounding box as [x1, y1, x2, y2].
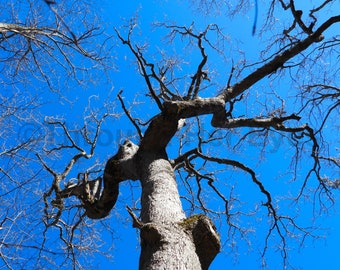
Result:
[1, 0, 340, 269]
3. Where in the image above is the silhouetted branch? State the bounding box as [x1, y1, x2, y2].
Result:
[221, 15, 340, 101]
[118, 90, 143, 139]
[115, 26, 163, 111]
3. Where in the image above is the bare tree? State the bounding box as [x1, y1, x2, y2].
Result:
[50, 1, 340, 269]
[1, 0, 340, 269]
[0, 0, 113, 269]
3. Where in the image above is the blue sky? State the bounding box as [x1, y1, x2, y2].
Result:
[1, 0, 340, 269]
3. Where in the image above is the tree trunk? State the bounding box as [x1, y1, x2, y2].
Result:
[137, 150, 220, 270]
[61, 116, 220, 269]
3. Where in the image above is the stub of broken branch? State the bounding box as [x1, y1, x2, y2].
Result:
[179, 214, 220, 270]
[126, 206, 144, 229]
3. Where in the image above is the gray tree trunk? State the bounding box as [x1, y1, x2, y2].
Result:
[138, 151, 202, 269]
[135, 116, 220, 269]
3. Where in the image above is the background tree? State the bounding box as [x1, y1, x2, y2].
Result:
[0, 0, 115, 268]
[1, 0, 340, 269]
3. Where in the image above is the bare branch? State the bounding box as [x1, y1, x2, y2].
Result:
[115, 26, 163, 111]
[220, 15, 340, 101]
[0, 22, 100, 60]
[118, 90, 143, 139]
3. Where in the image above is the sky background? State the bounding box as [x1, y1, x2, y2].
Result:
[1, 0, 340, 269]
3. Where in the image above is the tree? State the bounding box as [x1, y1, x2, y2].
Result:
[1, 0, 340, 269]
[0, 0, 113, 269]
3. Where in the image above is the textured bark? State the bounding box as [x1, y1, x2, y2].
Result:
[138, 151, 201, 269]
[137, 151, 220, 270]
[179, 215, 221, 270]
[139, 152, 186, 223]
[139, 221, 202, 270]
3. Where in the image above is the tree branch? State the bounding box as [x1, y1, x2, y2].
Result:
[118, 90, 143, 139]
[59, 140, 139, 219]
[212, 114, 302, 130]
[115, 27, 163, 111]
[220, 15, 340, 101]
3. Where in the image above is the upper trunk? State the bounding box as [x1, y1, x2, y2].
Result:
[139, 151, 185, 223]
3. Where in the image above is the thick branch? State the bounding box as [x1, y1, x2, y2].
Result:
[163, 98, 306, 134]
[220, 15, 340, 101]
[212, 114, 302, 129]
[164, 98, 225, 119]
[59, 140, 139, 219]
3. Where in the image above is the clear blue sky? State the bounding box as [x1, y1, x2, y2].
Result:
[2, 1, 339, 269]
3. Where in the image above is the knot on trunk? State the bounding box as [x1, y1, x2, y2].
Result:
[179, 214, 221, 270]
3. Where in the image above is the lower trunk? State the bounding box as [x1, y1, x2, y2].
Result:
[139, 223, 201, 270]
[138, 151, 220, 270]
